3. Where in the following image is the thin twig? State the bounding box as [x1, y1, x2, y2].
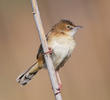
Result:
[30, 0, 62, 100]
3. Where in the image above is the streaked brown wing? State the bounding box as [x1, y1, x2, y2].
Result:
[36, 44, 43, 59]
[36, 31, 52, 59]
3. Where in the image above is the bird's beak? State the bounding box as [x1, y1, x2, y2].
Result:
[75, 25, 83, 29]
[70, 25, 82, 36]
[72, 25, 82, 32]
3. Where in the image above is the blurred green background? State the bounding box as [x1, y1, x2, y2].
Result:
[0, 0, 110, 100]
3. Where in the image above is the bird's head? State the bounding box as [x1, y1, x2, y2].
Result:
[52, 19, 82, 37]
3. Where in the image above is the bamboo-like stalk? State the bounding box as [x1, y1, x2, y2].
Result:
[30, 0, 62, 100]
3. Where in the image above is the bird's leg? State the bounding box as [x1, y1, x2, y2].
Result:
[43, 47, 53, 55]
[56, 71, 62, 91]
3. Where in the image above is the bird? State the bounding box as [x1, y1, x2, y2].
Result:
[16, 19, 82, 88]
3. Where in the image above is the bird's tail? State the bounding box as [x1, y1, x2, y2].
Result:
[16, 61, 42, 85]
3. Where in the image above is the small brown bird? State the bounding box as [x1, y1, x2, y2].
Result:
[16, 19, 82, 87]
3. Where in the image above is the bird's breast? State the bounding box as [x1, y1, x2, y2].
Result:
[48, 36, 76, 67]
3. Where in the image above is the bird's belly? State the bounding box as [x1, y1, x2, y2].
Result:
[48, 38, 76, 68]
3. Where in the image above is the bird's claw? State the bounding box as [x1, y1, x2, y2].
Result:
[43, 47, 53, 55]
[55, 83, 62, 95]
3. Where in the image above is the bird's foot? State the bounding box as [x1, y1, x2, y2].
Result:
[57, 83, 62, 91]
[55, 83, 62, 95]
[43, 47, 53, 55]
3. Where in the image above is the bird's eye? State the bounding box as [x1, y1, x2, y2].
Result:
[66, 25, 73, 30]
